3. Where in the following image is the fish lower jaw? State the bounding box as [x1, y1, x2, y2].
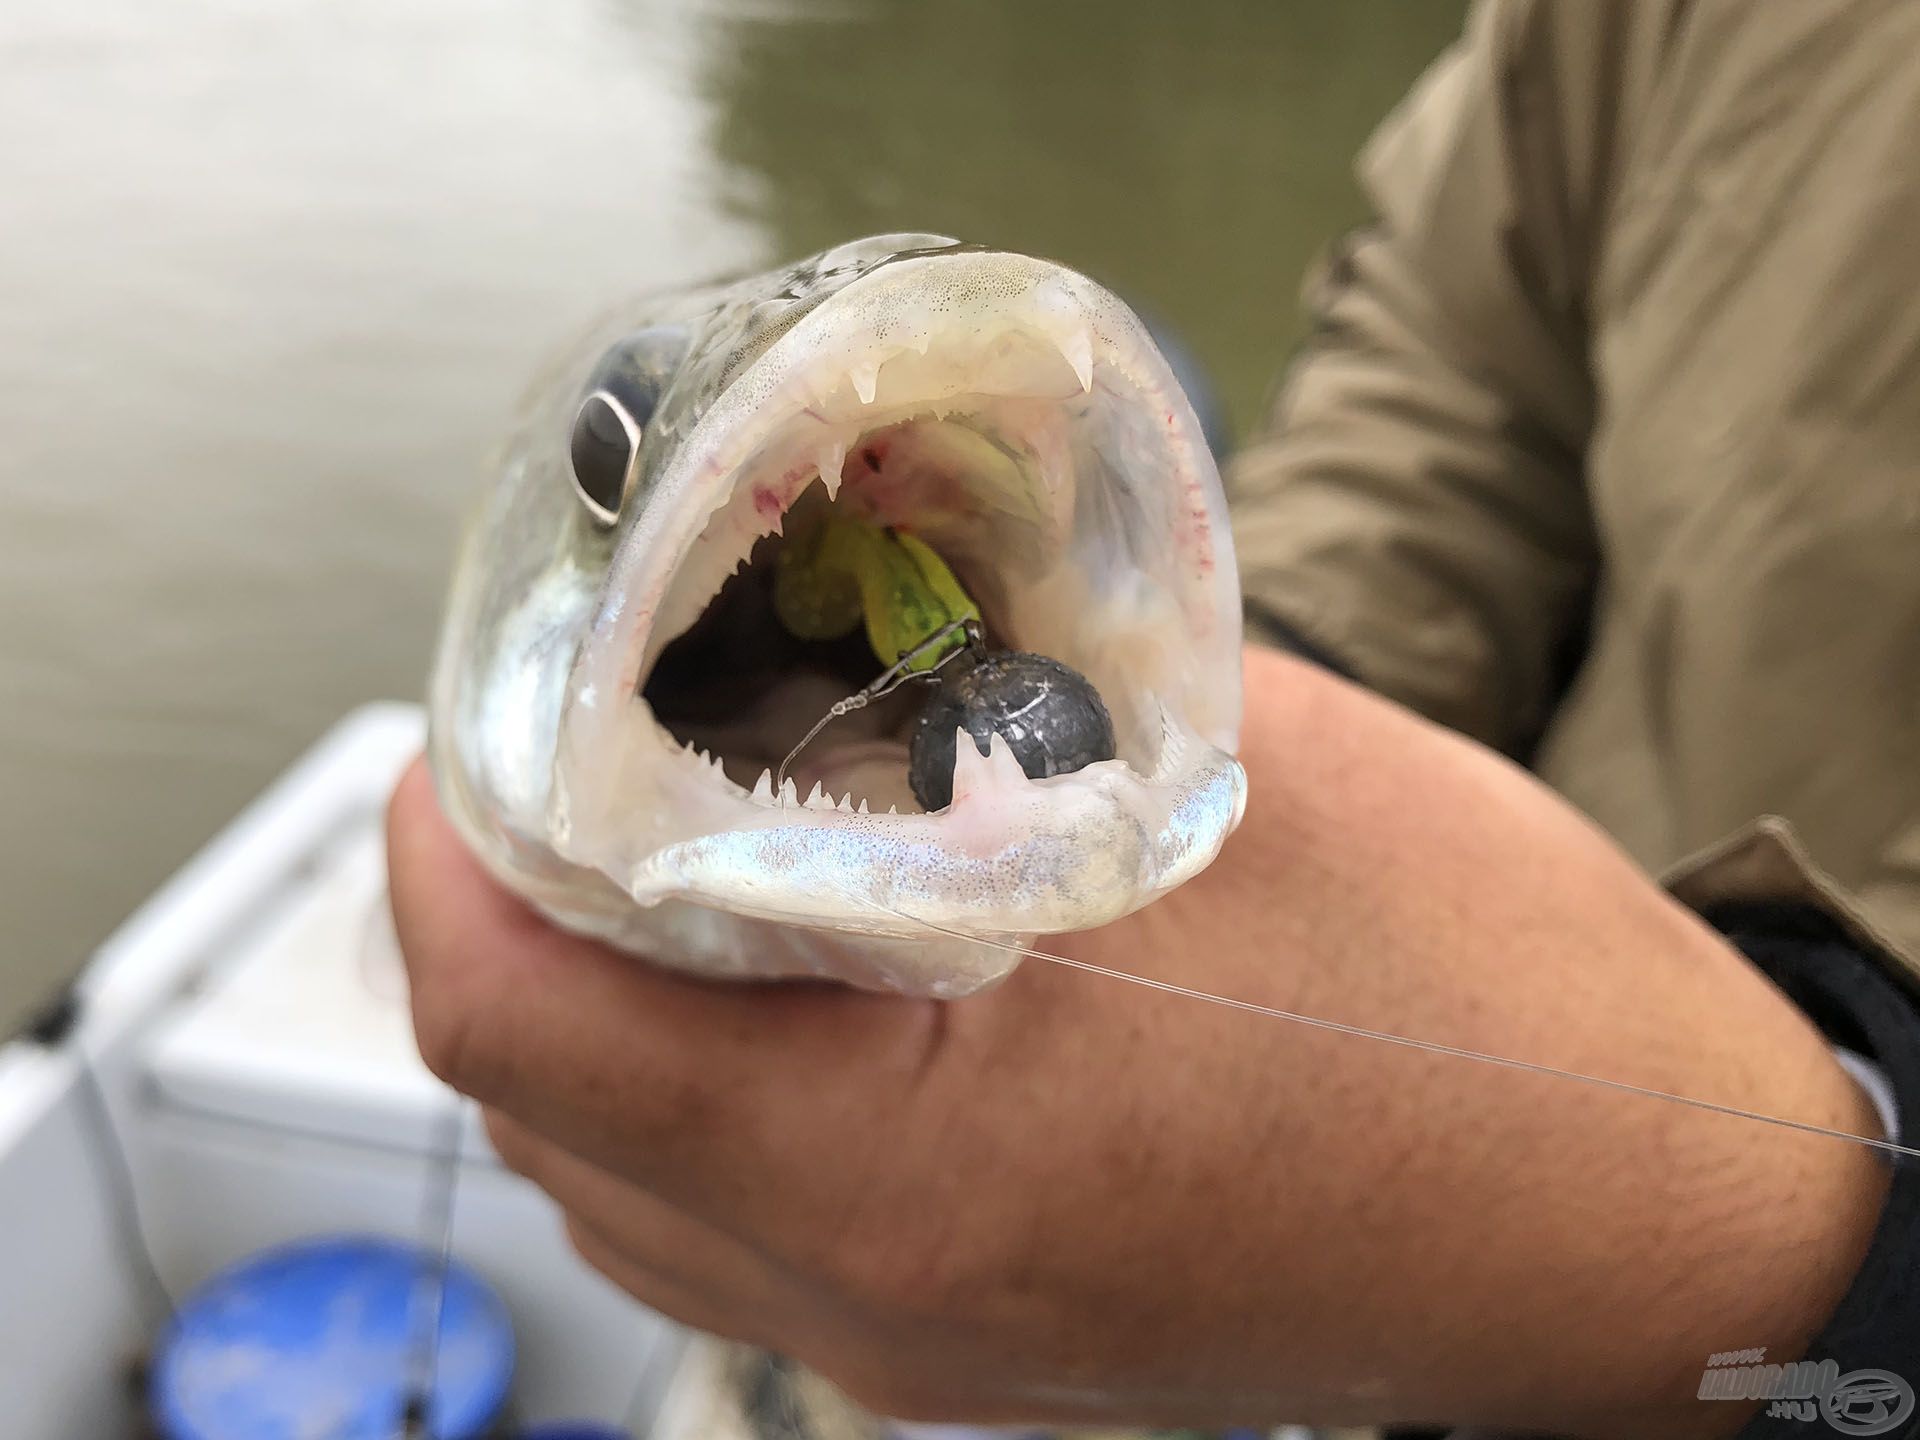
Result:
[654, 721, 1124, 817]
[588, 719, 1245, 940]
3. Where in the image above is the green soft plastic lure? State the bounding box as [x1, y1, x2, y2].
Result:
[773, 511, 979, 670]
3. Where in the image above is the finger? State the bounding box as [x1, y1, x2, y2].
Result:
[387, 757, 941, 1228]
[563, 1213, 776, 1349]
[483, 1108, 793, 1307]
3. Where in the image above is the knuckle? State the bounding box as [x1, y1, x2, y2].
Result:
[561, 1215, 636, 1294]
[479, 1110, 536, 1178]
[561, 1214, 603, 1267]
[562, 1213, 638, 1293]
[409, 983, 497, 1098]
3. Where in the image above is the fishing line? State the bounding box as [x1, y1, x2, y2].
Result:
[831, 885, 1920, 1163]
[401, 1095, 469, 1437]
[774, 617, 983, 797]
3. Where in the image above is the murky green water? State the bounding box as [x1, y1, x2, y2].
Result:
[0, 0, 1463, 1028]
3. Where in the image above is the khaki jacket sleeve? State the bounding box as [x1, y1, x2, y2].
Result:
[1230, 0, 1652, 754]
[1667, 819, 1920, 1004]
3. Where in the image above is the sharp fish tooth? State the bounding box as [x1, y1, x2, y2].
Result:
[849, 359, 879, 406]
[779, 777, 799, 807]
[856, 798, 869, 814]
[1060, 329, 1093, 392]
[797, 366, 838, 413]
[835, 792, 853, 812]
[804, 781, 832, 811]
[948, 727, 991, 806]
[752, 769, 774, 803]
[816, 439, 848, 499]
[949, 729, 1030, 806]
[988, 731, 1030, 783]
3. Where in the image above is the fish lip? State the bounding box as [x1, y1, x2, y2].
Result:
[548, 247, 1246, 933]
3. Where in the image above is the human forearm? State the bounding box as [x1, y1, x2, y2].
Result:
[1117, 647, 1891, 1436]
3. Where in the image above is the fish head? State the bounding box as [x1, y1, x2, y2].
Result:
[430, 235, 1247, 994]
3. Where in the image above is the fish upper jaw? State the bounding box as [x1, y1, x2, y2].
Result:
[545, 248, 1246, 941]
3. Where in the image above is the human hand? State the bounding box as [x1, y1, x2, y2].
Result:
[388, 646, 1886, 1438]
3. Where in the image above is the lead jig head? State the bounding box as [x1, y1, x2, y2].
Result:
[907, 651, 1116, 812]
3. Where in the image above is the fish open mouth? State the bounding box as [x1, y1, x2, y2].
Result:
[552, 251, 1245, 945]
[639, 421, 1140, 820]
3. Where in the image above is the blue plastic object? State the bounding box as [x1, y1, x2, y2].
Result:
[519, 1427, 631, 1439]
[149, 1234, 515, 1440]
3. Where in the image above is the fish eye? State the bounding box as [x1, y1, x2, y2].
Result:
[569, 389, 642, 527]
[566, 326, 688, 527]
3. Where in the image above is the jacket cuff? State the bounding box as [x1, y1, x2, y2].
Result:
[1667, 821, 1920, 1439]
[1706, 906, 1920, 1439]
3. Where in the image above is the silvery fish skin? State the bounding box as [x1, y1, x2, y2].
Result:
[428, 235, 1246, 996]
